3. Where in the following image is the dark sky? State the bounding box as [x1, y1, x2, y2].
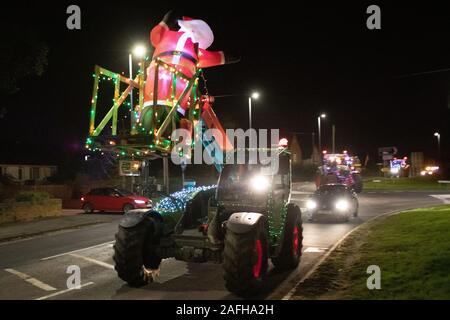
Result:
[1, 1, 450, 166]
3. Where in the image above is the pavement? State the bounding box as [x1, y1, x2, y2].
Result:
[0, 184, 448, 300]
[0, 210, 120, 243]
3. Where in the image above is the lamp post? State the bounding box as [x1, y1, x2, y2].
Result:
[129, 45, 146, 192]
[249, 92, 259, 130]
[317, 113, 326, 153]
[129, 45, 146, 120]
[434, 132, 441, 161]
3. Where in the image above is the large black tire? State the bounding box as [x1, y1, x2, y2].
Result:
[352, 173, 363, 193]
[223, 219, 268, 298]
[272, 205, 303, 270]
[113, 219, 161, 287]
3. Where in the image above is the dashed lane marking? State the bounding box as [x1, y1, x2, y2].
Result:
[69, 253, 115, 270]
[35, 282, 94, 300]
[41, 241, 115, 261]
[5, 268, 57, 291]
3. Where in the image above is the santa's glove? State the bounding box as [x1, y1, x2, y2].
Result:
[161, 10, 182, 30]
[224, 52, 241, 64]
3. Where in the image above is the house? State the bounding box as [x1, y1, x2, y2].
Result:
[0, 164, 57, 183]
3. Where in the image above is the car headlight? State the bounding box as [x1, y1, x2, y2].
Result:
[335, 199, 349, 211]
[134, 200, 146, 204]
[250, 174, 270, 192]
[306, 199, 317, 210]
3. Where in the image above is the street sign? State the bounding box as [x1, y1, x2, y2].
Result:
[382, 154, 394, 161]
[378, 146, 398, 156]
[119, 160, 141, 176]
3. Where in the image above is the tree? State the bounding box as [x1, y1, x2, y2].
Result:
[0, 22, 48, 95]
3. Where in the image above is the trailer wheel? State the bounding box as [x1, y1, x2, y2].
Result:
[113, 219, 161, 287]
[223, 219, 268, 297]
[272, 205, 303, 271]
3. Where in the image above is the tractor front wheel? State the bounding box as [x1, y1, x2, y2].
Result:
[113, 219, 161, 287]
[223, 219, 268, 298]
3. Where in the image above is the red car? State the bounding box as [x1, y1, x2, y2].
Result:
[81, 187, 152, 213]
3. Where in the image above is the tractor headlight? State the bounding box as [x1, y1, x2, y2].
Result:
[250, 174, 270, 192]
[306, 199, 317, 210]
[335, 199, 349, 211]
[134, 200, 146, 204]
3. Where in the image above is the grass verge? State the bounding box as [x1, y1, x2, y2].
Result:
[291, 205, 450, 299]
[364, 177, 449, 191]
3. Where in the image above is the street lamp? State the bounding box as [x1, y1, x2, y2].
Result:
[434, 132, 441, 161]
[317, 113, 326, 153]
[129, 44, 147, 116]
[248, 92, 259, 130]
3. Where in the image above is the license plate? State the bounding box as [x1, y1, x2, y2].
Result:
[318, 210, 332, 214]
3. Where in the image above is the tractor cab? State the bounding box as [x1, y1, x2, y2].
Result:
[216, 148, 291, 216]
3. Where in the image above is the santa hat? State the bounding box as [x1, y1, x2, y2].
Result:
[177, 17, 214, 49]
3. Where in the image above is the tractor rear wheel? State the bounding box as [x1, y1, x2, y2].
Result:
[113, 220, 161, 287]
[272, 205, 303, 270]
[223, 219, 268, 298]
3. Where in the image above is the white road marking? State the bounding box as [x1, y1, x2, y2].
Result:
[5, 268, 57, 291]
[35, 282, 94, 300]
[41, 241, 115, 261]
[304, 247, 328, 253]
[69, 253, 114, 270]
[430, 194, 450, 204]
[291, 191, 313, 195]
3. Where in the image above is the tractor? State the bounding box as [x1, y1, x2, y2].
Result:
[315, 152, 363, 193]
[113, 147, 303, 297]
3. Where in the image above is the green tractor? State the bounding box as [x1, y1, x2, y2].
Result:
[113, 148, 303, 297]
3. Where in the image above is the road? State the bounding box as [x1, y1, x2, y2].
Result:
[0, 186, 448, 300]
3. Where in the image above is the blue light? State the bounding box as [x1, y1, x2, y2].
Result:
[154, 185, 217, 214]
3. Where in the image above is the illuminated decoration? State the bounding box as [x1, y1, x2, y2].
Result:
[389, 157, 409, 177]
[84, 12, 237, 166]
[278, 138, 288, 149]
[154, 185, 216, 214]
[316, 152, 363, 189]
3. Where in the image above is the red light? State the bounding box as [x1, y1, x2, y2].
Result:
[278, 138, 288, 148]
[81, 197, 85, 202]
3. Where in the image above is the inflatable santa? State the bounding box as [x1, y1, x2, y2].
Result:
[140, 11, 238, 133]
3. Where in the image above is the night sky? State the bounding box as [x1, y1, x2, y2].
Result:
[1, 1, 450, 168]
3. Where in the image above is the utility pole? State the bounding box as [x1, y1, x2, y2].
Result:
[332, 125, 336, 153]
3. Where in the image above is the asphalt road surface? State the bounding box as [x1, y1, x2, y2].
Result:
[0, 186, 448, 300]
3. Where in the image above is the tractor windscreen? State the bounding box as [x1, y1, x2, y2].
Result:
[217, 164, 272, 202]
